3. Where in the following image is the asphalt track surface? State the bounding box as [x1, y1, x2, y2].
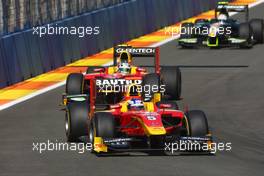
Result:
[1, 4, 264, 176]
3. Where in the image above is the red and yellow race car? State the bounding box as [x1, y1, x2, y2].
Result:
[64, 45, 182, 105]
[88, 86, 212, 154]
[63, 80, 211, 154]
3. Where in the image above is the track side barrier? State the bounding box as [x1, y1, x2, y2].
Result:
[0, 0, 230, 88]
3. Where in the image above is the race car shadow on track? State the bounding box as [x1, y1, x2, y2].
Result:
[177, 46, 255, 50]
[178, 65, 249, 68]
[92, 152, 216, 158]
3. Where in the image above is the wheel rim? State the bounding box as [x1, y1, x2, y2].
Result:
[89, 124, 96, 152]
[89, 124, 94, 144]
[183, 116, 190, 136]
[65, 113, 70, 137]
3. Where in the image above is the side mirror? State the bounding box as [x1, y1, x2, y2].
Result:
[159, 104, 172, 109]
[110, 104, 122, 109]
[94, 68, 105, 72]
[136, 67, 146, 72]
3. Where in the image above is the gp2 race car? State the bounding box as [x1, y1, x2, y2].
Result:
[63, 73, 212, 155]
[62, 46, 212, 154]
[178, 2, 264, 48]
[88, 89, 212, 154]
[64, 45, 182, 106]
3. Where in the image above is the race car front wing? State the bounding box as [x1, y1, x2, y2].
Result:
[93, 135, 213, 154]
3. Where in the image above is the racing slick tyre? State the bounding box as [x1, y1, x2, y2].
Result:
[180, 23, 195, 49]
[66, 73, 84, 95]
[86, 66, 105, 74]
[89, 112, 115, 145]
[161, 66, 182, 101]
[239, 22, 253, 48]
[250, 19, 264, 44]
[142, 73, 160, 102]
[65, 101, 89, 142]
[180, 22, 194, 38]
[183, 110, 209, 136]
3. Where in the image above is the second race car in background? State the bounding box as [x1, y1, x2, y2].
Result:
[178, 2, 264, 48]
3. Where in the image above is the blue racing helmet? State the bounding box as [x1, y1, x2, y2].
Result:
[128, 98, 144, 110]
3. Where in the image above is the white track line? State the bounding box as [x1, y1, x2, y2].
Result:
[0, 81, 66, 111]
[1, 0, 264, 111]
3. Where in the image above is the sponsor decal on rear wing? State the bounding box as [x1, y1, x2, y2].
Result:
[215, 4, 249, 21]
[216, 4, 249, 12]
[113, 45, 156, 57]
[113, 45, 160, 74]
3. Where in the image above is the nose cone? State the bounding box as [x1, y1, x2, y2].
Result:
[145, 126, 166, 135]
[140, 114, 166, 135]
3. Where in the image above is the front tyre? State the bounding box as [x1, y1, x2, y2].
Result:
[183, 110, 209, 136]
[250, 19, 264, 44]
[179, 23, 195, 49]
[180, 22, 194, 39]
[89, 112, 115, 145]
[65, 101, 89, 142]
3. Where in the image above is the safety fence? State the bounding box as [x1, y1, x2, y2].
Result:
[0, 0, 130, 35]
[0, 0, 228, 88]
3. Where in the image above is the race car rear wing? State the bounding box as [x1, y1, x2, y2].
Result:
[215, 3, 249, 21]
[113, 45, 161, 74]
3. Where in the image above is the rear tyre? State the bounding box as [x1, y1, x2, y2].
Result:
[250, 19, 264, 44]
[239, 22, 253, 48]
[65, 101, 89, 142]
[142, 73, 160, 102]
[161, 66, 182, 100]
[183, 110, 209, 136]
[66, 73, 84, 95]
